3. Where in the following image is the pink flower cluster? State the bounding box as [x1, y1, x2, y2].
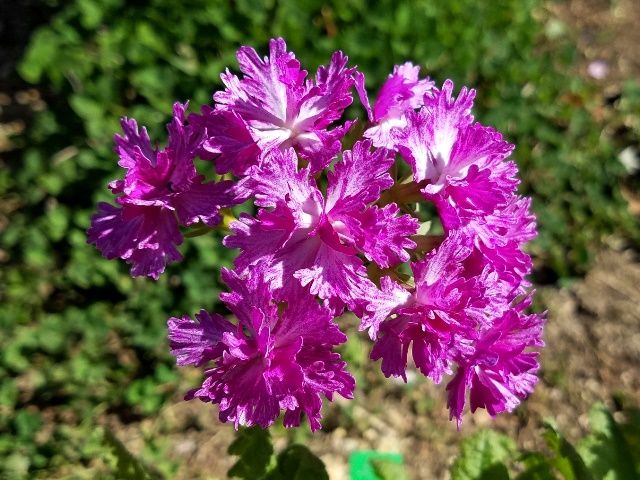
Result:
[89, 38, 544, 430]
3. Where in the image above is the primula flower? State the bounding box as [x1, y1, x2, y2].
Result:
[224, 140, 419, 313]
[355, 62, 434, 149]
[196, 38, 357, 175]
[87, 103, 239, 279]
[168, 267, 354, 431]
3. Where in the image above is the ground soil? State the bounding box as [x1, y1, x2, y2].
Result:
[549, 0, 640, 91]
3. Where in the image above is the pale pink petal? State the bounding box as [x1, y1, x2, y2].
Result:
[396, 80, 475, 184]
[294, 242, 377, 310]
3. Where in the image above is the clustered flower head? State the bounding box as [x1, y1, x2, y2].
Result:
[89, 38, 545, 431]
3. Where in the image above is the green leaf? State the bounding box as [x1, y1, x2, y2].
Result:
[263, 444, 329, 480]
[577, 404, 638, 480]
[452, 430, 516, 480]
[69, 95, 104, 121]
[78, 0, 106, 28]
[14, 410, 43, 440]
[45, 205, 70, 242]
[4, 453, 30, 478]
[228, 427, 274, 479]
[103, 428, 159, 480]
[543, 423, 593, 480]
[515, 452, 557, 480]
[371, 458, 410, 480]
[619, 408, 640, 473]
[18, 30, 60, 83]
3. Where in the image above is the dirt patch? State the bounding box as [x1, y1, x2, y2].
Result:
[549, 0, 640, 89]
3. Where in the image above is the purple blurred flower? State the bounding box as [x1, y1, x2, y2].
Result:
[587, 60, 609, 80]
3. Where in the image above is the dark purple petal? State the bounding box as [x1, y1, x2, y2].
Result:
[173, 179, 240, 227]
[190, 107, 260, 176]
[87, 202, 182, 279]
[347, 204, 418, 268]
[168, 310, 234, 366]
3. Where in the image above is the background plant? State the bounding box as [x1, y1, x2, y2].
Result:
[85, 403, 640, 480]
[1, 0, 638, 478]
[449, 403, 640, 480]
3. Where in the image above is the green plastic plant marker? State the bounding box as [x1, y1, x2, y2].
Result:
[349, 451, 405, 480]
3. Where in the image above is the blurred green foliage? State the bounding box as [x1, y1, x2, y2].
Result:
[228, 427, 329, 480]
[102, 428, 161, 480]
[452, 429, 516, 480]
[1, 0, 639, 477]
[450, 404, 640, 480]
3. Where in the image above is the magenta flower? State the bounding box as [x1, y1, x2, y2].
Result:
[198, 38, 357, 175]
[393, 79, 536, 284]
[446, 296, 545, 427]
[366, 232, 486, 378]
[366, 230, 543, 424]
[394, 80, 516, 218]
[460, 195, 537, 288]
[89, 40, 545, 429]
[168, 267, 354, 431]
[355, 62, 434, 149]
[224, 140, 418, 312]
[88, 203, 183, 279]
[168, 309, 234, 367]
[87, 102, 239, 279]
